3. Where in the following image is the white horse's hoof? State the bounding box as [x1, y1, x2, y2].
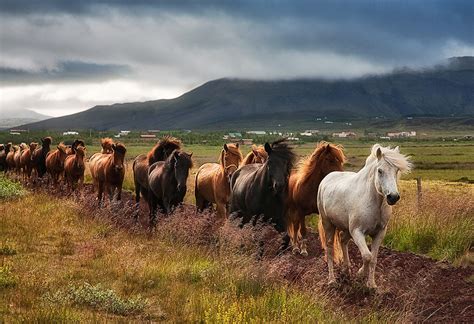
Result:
[292, 247, 300, 255]
[300, 249, 308, 257]
[327, 279, 337, 286]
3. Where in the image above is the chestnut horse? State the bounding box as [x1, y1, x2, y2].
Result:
[241, 145, 268, 166]
[64, 145, 86, 191]
[148, 150, 193, 226]
[287, 142, 345, 256]
[20, 142, 38, 182]
[89, 142, 127, 205]
[46, 143, 68, 185]
[32, 137, 52, 179]
[6, 145, 18, 175]
[195, 143, 243, 218]
[14, 143, 28, 178]
[133, 136, 182, 209]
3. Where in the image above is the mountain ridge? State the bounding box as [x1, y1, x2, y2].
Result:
[19, 57, 474, 130]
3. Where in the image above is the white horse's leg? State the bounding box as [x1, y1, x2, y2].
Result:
[351, 229, 372, 280]
[341, 231, 352, 273]
[323, 222, 337, 284]
[367, 227, 387, 289]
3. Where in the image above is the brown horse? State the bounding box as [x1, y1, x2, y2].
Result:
[195, 143, 243, 218]
[148, 149, 193, 226]
[46, 143, 68, 185]
[6, 145, 18, 175]
[20, 142, 38, 181]
[64, 145, 86, 191]
[241, 145, 268, 166]
[287, 142, 345, 256]
[89, 142, 127, 205]
[132, 136, 182, 209]
[32, 137, 53, 179]
[14, 143, 28, 178]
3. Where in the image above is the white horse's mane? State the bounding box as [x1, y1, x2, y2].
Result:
[366, 144, 412, 173]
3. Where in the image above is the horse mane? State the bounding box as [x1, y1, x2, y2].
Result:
[296, 141, 346, 179]
[147, 136, 182, 165]
[268, 138, 296, 170]
[165, 149, 193, 169]
[19, 143, 28, 150]
[57, 142, 67, 153]
[101, 138, 114, 154]
[368, 144, 412, 173]
[75, 145, 86, 156]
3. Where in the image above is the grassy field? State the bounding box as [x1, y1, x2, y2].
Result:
[2, 190, 392, 322]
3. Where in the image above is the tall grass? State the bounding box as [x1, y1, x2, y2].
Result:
[386, 181, 473, 264]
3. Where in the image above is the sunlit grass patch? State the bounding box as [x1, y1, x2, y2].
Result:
[43, 282, 148, 316]
[0, 265, 17, 289]
[0, 176, 25, 199]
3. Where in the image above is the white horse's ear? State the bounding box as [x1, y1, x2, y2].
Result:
[394, 146, 400, 153]
[376, 147, 382, 160]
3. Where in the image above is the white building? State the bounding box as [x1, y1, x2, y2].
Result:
[332, 131, 357, 138]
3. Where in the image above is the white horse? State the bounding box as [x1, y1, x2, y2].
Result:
[317, 144, 412, 288]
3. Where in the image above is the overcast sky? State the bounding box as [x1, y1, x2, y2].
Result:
[1, 0, 473, 117]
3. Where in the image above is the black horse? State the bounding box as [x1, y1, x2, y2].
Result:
[147, 149, 193, 226]
[229, 139, 296, 247]
[32, 137, 52, 178]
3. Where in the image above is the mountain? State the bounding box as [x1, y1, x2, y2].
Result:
[21, 57, 474, 130]
[0, 109, 51, 130]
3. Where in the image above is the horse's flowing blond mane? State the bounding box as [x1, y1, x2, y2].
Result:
[368, 144, 412, 173]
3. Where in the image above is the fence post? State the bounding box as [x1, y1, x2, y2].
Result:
[416, 177, 422, 209]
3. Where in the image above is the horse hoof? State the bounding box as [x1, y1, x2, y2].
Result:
[366, 282, 378, 289]
[300, 249, 308, 257]
[292, 247, 300, 255]
[327, 279, 337, 287]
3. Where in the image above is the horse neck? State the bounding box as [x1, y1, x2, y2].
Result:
[356, 158, 381, 198]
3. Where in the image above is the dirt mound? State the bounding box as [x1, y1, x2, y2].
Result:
[24, 181, 474, 322]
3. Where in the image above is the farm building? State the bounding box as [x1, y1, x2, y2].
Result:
[387, 131, 416, 138]
[332, 131, 357, 138]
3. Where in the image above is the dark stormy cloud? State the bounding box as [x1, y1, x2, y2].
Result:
[0, 0, 473, 116]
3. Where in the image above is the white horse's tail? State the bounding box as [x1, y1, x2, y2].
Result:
[318, 218, 342, 264]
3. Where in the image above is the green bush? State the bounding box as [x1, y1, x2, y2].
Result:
[0, 176, 25, 199]
[43, 282, 148, 316]
[0, 265, 17, 289]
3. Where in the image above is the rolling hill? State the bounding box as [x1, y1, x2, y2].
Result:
[21, 57, 474, 130]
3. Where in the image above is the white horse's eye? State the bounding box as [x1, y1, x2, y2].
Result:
[378, 169, 383, 175]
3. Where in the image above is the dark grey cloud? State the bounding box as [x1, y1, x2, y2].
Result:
[0, 61, 131, 85]
[0, 0, 472, 116]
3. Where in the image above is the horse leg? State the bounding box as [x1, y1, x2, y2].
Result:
[340, 231, 352, 273]
[116, 186, 122, 201]
[351, 228, 372, 282]
[216, 201, 227, 219]
[366, 227, 387, 289]
[323, 220, 338, 285]
[134, 180, 141, 205]
[98, 181, 104, 207]
[298, 213, 309, 256]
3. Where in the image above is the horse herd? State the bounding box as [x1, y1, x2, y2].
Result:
[0, 136, 411, 288]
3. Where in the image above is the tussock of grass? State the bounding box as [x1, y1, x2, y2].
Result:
[43, 282, 148, 316]
[0, 176, 25, 199]
[385, 181, 473, 263]
[0, 265, 17, 289]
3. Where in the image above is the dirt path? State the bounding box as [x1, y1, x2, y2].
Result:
[22, 180, 474, 322]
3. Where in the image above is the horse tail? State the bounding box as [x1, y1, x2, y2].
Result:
[318, 218, 342, 264]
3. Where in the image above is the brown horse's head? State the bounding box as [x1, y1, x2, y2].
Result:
[57, 143, 68, 160]
[29, 142, 38, 151]
[0, 144, 4, 151]
[220, 143, 243, 178]
[252, 145, 268, 163]
[111, 143, 127, 172]
[75, 145, 86, 168]
[312, 142, 346, 176]
[170, 150, 193, 193]
[19, 143, 28, 151]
